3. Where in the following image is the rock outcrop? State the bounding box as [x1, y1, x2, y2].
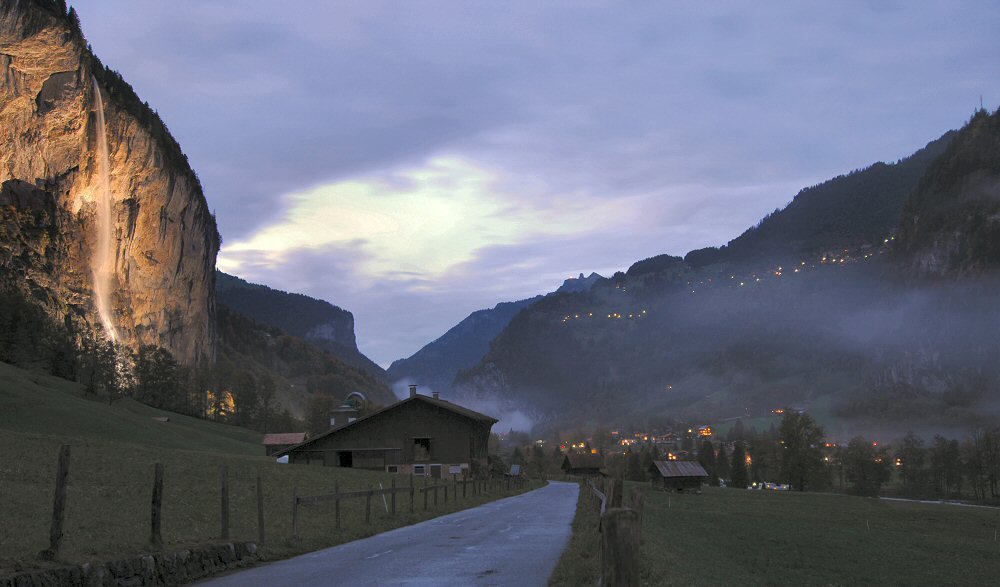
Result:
[0, 1, 219, 364]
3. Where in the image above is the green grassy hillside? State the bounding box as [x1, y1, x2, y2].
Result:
[0, 361, 262, 454]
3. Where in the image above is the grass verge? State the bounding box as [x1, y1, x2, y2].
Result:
[548, 480, 600, 586]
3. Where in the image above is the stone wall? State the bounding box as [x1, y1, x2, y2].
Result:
[0, 542, 257, 587]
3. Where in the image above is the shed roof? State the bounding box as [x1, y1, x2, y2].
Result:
[275, 394, 497, 457]
[650, 460, 709, 478]
[562, 453, 605, 469]
[262, 432, 307, 446]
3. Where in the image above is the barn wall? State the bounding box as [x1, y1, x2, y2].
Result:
[287, 399, 492, 471]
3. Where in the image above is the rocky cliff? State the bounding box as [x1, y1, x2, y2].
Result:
[215, 271, 387, 379]
[0, 1, 219, 364]
[894, 109, 1000, 276]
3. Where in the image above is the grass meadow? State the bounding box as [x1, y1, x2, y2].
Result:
[552, 480, 1000, 586]
[0, 362, 535, 577]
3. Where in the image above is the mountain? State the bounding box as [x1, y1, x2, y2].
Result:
[895, 109, 1000, 276]
[215, 271, 386, 379]
[682, 131, 955, 269]
[214, 304, 396, 419]
[455, 116, 1000, 436]
[0, 0, 218, 364]
[387, 272, 604, 399]
[387, 296, 542, 396]
[556, 272, 604, 293]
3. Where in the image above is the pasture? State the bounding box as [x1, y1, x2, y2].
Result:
[0, 362, 532, 577]
[553, 480, 1000, 586]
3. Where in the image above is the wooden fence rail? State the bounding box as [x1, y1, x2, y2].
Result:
[291, 475, 529, 538]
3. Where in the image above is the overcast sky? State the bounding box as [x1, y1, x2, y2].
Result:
[77, 1, 1000, 366]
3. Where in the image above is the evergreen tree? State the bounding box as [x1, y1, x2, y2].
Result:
[730, 443, 749, 489]
[716, 443, 730, 483]
[698, 439, 717, 485]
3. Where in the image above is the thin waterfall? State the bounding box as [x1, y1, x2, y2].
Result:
[91, 76, 119, 342]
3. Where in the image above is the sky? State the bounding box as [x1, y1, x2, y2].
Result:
[76, 1, 1000, 366]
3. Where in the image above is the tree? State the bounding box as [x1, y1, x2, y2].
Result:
[928, 435, 962, 497]
[626, 451, 644, 482]
[135, 345, 181, 411]
[730, 443, 749, 489]
[698, 439, 718, 485]
[258, 373, 277, 433]
[778, 412, 826, 492]
[305, 393, 335, 436]
[844, 436, 892, 496]
[716, 443, 731, 483]
[896, 431, 926, 494]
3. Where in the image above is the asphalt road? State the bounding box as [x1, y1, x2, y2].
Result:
[197, 480, 580, 587]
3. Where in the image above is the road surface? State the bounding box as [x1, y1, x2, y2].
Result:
[198, 480, 580, 587]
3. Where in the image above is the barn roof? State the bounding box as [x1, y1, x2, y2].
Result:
[262, 432, 307, 446]
[274, 394, 497, 457]
[650, 460, 709, 478]
[562, 453, 605, 469]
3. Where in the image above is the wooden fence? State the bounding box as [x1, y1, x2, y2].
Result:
[32, 445, 531, 560]
[291, 474, 528, 538]
[587, 476, 644, 587]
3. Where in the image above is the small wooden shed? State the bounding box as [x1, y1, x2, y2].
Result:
[649, 460, 708, 491]
[262, 432, 307, 456]
[561, 453, 605, 476]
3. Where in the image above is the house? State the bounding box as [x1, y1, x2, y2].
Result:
[561, 453, 605, 476]
[649, 460, 708, 492]
[262, 432, 307, 456]
[275, 387, 496, 477]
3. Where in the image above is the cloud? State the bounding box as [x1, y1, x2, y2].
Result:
[77, 0, 1000, 365]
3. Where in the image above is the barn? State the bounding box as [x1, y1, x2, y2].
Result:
[261, 432, 307, 456]
[561, 453, 605, 477]
[275, 388, 496, 477]
[649, 460, 709, 491]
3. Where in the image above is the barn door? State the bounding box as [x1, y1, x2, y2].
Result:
[430, 464, 442, 478]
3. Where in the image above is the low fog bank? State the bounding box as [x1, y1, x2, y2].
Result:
[453, 260, 1000, 438]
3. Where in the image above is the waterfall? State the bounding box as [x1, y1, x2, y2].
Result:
[91, 76, 119, 342]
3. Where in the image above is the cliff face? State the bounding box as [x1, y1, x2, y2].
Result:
[215, 271, 388, 379]
[894, 109, 1000, 277]
[0, 1, 219, 364]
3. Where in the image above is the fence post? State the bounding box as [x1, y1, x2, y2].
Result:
[434, 480, 439, 506]
[335, 481, 341, 530]
[292, 485, 299, 539]
[601, 508, 640, 587]
[409, 475, 415, 513]
[256, 474, 266, 545]
[366, 486, 373, 524]
[39, 445, 71, 561]
[424, 476, 429, 510]
[220, 466, 230, 540]
[630, 487, 645, 531]
[463, 476, 467, 499]
[150, 463, 164, 548]
[391, 478, 397, 516]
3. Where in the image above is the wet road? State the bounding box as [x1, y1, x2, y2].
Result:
[197, 480, 580, 587]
